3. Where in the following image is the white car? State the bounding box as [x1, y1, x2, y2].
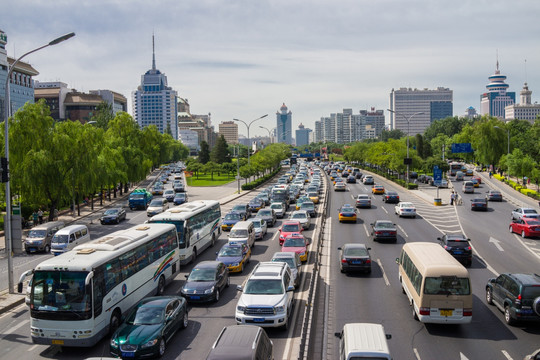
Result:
[271, 252, 302, 287]
[270, 202, 286, 218]
[146, 198, 169, 217]
[395, 202, 416, 218]
[334, 182, 347, 191]
[289, 210, 311, 230]
[511, 208, 540, 221]
[249, 218, 268, 240]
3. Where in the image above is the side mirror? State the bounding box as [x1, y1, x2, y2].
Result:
[236, 285, 243, 292]
[287, 285, 295, 292]
[334, 332, 343, 339]
[337, 247, 342, 250]
[395, 258, 400, 265]
[184, 274, 189, 279]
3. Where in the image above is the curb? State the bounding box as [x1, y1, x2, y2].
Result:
[0, 291, 25, 316]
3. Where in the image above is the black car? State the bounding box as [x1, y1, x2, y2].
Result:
[338, 243, 372, 274]
[346, 175, 356, 184]
[256, 208, 276, 227]
[100, 207, 127, 224]
[231, 204, 251, 220]
[486, 273, 540, 325]
[437, 233, 472, 267]
[470, 197, 488, 211]
[173, 192, 188, 205]
[383, 191, 400, 203]
[256, 193, 271, 206]
[370, 220, 397, 242]
[181, 261, 229, 303]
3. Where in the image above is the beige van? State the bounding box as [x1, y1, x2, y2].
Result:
[24, 221, 65, 254]
[50, 224, 90, 256]
[462, 181, 475, 193]
[334, 323, 392, 360]
[228, 221, 255, 248]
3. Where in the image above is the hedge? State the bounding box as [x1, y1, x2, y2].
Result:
[241, 167, 281, 191]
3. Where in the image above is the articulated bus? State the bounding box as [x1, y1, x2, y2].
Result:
[396, 242, 472, 324]
[148, 200, 221, 265]
[18, 223, 179, 347]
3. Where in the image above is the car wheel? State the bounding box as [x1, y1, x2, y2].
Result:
[181, 311, 189, 329]
[412, 303, 419, 321]
[211, 234, 216, 247]
[509, 226, 513, 233]
[214, 289, 220, 302]
[156, 275, 165, 296]
[486, 288, 493, 305]
[44, 244, 50, 253]
[521, 231, 526, 238]
[191, 248, 197, 264]
[100, 221, 104, 225]
[158, 338, 166, 357]
[504, 306, 515, 325]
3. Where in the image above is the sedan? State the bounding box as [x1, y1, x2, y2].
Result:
[370, 220, 397, 242]
[290, 210, 311, 230]
[282, 233, 310, 262]
[472, 175, 482, 184]
[215, 243, 251, 273]
[308, 191, 320, 204]
[110, 296, 188, 359]
[181, 261, 229, 302]
[334, 182, 347, 191]
[470, 198, 488, 211]
[269, 203, 285, 219]
[299, 201, 316, 217]
[279, 221, 303, 245]
[173, 192, 188, 205]
[338, 243, 372, 274]
[163, 189, 176, 202]
[151, 184, 164, 195]
[383, 191, 400, 203]
[256, 208, 277, 227]
[395, 202, 416, 218]
[355, 194, 371, 208]
[511, 208, 540, 221]
[250, 218, 268, 240]
[248, 198, 265, 213]
[221, 212, 243, 231]
[372, 185, 385, 195]
[147, 198, 169, 217]
[437, 233, 472, 267]
[100, 207, 126, 224]
[271, 251, 302, 287]
[232, 204, 251, 220]
[509, 218, 540, 238]
[487, 189, 503, 201]
[338, 204, 357, 223]
[347, 176, 356, 184]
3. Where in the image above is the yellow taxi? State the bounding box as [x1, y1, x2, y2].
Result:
[372, 185, 385, 194]
[338, 204, 357, 223]
[308, 191, 320, 204]
[215, 243, 251, 273]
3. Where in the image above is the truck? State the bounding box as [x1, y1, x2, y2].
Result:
[129, 189, 153, 210]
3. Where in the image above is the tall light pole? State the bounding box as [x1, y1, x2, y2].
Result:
[494, 125, 510, 179]
[259, 125, 275, 145]
[387, 109, 424, 188]
[3, 32, 75, 293]
[233, 114, 268, 164]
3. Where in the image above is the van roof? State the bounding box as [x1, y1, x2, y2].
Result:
[342, 323, 391, 357]
[54, 224, 87, 233]
[207, 325, 260, 360]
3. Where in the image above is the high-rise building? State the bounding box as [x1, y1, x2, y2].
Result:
[276, 103, 292, 144]
[219, 121, 239, 144]
[89, 90, 128, 114]
[132, 36, 178, 139]
[389, 87, 453, 135]
[359, 108, 385, 139]
[314, 120, 323, 143]
[34, 81, 71, 121]
[295, 123, 312, 146]
[480, 61, 515, 119]
[1, 29, 39, 121]
[315, 107, 385, 144]
[505, 82, 540, 123]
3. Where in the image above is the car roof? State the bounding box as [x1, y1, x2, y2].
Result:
[343, 243, 368, 249]
[209, 325, 261, 359]
[193, 261, 222, 269]
[506, 273, 540, 286]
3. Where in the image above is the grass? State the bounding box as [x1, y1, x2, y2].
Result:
[186, 173, 236, 187]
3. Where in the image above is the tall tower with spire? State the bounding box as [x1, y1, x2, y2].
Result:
[276, 103, 292, 145]
[132, 35, 178, 139]
[480, 58, 515, 119]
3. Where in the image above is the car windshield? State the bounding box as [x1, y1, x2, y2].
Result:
[292, 213, 307, 219]
[341, 206, 354, 212]
[344, 247, 369, 256]
[219, 247, 242, 257]
[164, 190, 174, 195]
[150, 200, 164, 206]
[230, 229, 248, 237]
[259, 210, 272, 216]
[375, 222, 394, 229]
[401, 203, 414, 208]
[127, 306, 164, 326]
[104, 209, 119, 215]
[282, 224, 300, 232]
[27, 230, 47, 238]
[283, 237, 305, 247]
[308, 192, 317, 197]
[188, 268, 217, 282]
[251, 221, 261, 229]
[244, 279, 284, 295]
[225, 213, 241, 220]
[358, 196, 369, 200]
[424, 276, 471, 295]
[52, 234, 69, 244]
[271, 205, 281, 210]
[272, 257, 296, 269]
[473, 199, 486, 203]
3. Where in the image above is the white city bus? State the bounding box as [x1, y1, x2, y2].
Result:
[17, 223, 179, 347]
[148, 200, 221, 265]
[396, 242, 473, 324]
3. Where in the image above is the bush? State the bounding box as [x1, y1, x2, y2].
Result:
[241, 167, 281, 190]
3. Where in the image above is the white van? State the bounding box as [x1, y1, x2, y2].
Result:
[50, 224, 90, 256]
[462, 181, 474, 194]
[455, 171, 464, 181]
[228, 221, 255, 248]
[334, 323, 392, 360]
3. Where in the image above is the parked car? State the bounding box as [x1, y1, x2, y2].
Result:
[370, 220, 397, 242]
[470, 197, 488, 211]
[509, 218, 540, 238]
[338, 243, 372, 274]
[437, 233, 472, 267]
[255, 208, 277, 227]
[511, 208, 540, 221]
[100, 207, 127, 224]
[394, 202, 416, 218]
[181, 261, 229, 302]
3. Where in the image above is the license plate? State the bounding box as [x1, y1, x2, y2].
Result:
[190, 296, 200, 300]
[121, 352, 135, 357]
[454, 251, 462, 254]
[440, 309, 453, 317]
[351, 261, 362, 265]
[253, 318, 265, 322]
[52, 339, 64, 345]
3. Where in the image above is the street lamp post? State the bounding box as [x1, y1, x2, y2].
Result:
[233, 114, 268, 165]
[387, 109, 424, 188]
[494, 125, 510, 179]
[259, 126, 275, 145]
[3, 32, 75, 293]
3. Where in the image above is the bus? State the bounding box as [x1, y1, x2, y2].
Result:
[449, 162, 463, 176]
[396, 242, 472, 324]
[17, 223, 180, 347]
[148, 200, 221, 265]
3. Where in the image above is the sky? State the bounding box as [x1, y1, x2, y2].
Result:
[3, 0, 540, 138]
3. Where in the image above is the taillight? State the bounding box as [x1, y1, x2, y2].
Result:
[341, 259, 348, 263]
[463, 309, 472, 316]
[419, 307, 430, 315]
[375, 231, 382, 235]
[516, 294, 522, 305]
[466, 246, 471, 251]
[444, 245, 449, 250]
[366, 259, 371, 264]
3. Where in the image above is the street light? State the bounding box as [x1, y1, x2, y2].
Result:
[494, 125, 510, 179]
[387, 109, 424, 188]
[233, 114, 268, 164]
[4, 32, 75, 294]
[259, 126, 275, 145]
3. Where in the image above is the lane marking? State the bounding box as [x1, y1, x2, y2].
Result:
[28, 345, 39, 352]
[414, 348, 422, 360]
[460, 353, 470, 360]
[381, 207, 388, 214]
[489, 237, 505, 252]
[377, 259, 390, 286]
[363, 223, 370, 238]
[501, 350, 513, 360]
[322, 219, 332, 360]
[397, 225, 408, 238]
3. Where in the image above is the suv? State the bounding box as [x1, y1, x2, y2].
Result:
[235, 262, 295, 330]
[437, 234, 472, 267]
[485, 273, 540, 325]
[206, 325, 273, 360]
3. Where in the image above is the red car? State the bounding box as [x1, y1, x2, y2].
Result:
[509, 218, 540, 238]
[279, 221, 303, 245]
[472, 176, 482, 184]
[281, 233, 310, 262]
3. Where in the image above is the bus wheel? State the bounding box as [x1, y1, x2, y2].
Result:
[411, 303, 418, 321]
[211, 234, 216, 247]
[110, 310, 121, 335]
[156, 276, 165, 296]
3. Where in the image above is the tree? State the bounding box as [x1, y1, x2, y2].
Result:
[380, 129, 405, 141]
[90, 101, 115, 130]
[211, 135, 230, 164]
[415, 134, 424, 159]
[471, 117, 507, 167]
[198, 141, 210, 164]
[202, 161, 221, 180]
[423, 116, 473, 142]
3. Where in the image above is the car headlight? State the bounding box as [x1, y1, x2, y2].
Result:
[205, 286, 215, 294]
[237, 305, 246, 312]
[274, 305, 285, 313]
[300, 252, 306, 256]
[141, 338, 158, 348]
[232, 262, 240, 267]
[110, 338, 118, 348]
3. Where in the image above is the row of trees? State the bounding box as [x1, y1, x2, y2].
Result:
[1, 100, 189, 221]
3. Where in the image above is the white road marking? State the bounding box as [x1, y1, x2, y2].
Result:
[377, 259, 390, 286]
[489, 237, 505, 251]
[397, 225, 408, 238]
[501, 350, 513, 360]
[460, 353, 470, 360]
[28, 345, 39, 352]
[363, 223, 370, 238]
[382, 207, 388, 214]
[413, 348, 422, 360]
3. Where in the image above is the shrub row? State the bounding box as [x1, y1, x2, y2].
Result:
[241, 167, 281, 191]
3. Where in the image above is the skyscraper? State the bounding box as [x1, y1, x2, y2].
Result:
[276, 103, 292, 144]
[295, 123, 312, 146]
[132, 36, 178, 139]
[219, 121, 239, 144]
[480, 61, 515, 119]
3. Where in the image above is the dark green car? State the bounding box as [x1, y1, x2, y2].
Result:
[110, 296, 188, 359]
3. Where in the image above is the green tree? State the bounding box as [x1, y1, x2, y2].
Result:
[415, 134, 424, 159]
[423, 116, 473, 142]
[202, 161, 221, 180]
[380, 129, 405, 141]
[471, 117, 507, 167]
[211, 135, 230, 164]
[90, 101, 115, 130]
[198, 141, 210, 164]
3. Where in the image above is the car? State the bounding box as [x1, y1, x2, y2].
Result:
[308, 191, 320, 204]
[289, 210, 311, 230]
[347, 175, 356, 184]
[221, 212, 243, 231]
[370, 220, 397, 242]
[271, 251, 302, 287]
[151, 184, 164, 195]
[249, 217, 268, 240]
[470, 178, 480, 188]
[362, 175, 374, 185]
[435, 179, 448, 188]
[109, 296, 188, 359]
[509, 218, 540, 238]
[338, 243, 372, 274]
[462, 181, 475, 193]
[355, 194, 372, 208]
[255, 208, 277, 227]
[487, 189, 503, 201]
[256, 193, 271, 206]
[269, 202, 285, 219]
[465, 169, 474, 176]
[282, 233, 310, 262]
[231, 204, 251, 220]
[100, 207, 126, 224]
[279, 221, 303, 245]
[437, 233, 472, 267]
[296, 196, 310, 210]
[383, 190, 400, 203]
[338, 204, 357, 223]
[248, 197, 265, 213]
[472, 175, 482, 184]
[334, 182, 347, 191]
[215, 243, 251, 273]
[181, 261, 230, 302]
[163, 189, 176, 202]
[486, 273, 540, 325]
[330, 171, 338, 180]
[206, 325, 274, 360]
[470, 197, 488, 211]
[146, 198, 169, 217]
[511, 208, 540, 221]
[372, 185, 385, 195]
[173, 182, 185, 193]
[394, 202, 416, 218]
[173, 192, 188, 205]
[299, 201, 316, 218]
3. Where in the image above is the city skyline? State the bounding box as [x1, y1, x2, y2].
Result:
[3, 0, 540, 138]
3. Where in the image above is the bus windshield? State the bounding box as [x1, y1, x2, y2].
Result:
[151, 220, 185, 248]
[30, 271, 91, 320]
[424, 276, 470, 296]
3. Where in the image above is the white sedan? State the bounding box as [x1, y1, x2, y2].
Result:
[395, 202, 417, 218]
[290, 210, 311, 230]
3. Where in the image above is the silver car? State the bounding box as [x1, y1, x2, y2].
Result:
[270, 202, 285, 218]
[147, 198, 169, 217]
[289, 210, 311, 230]
[271, 252, 301, 287]
[250, 218, 268, 240]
